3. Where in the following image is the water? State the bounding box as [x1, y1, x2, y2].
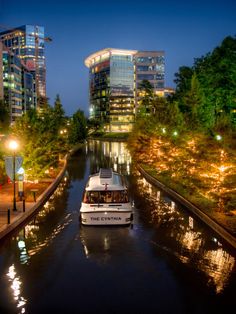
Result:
[0, 140, 235, 314]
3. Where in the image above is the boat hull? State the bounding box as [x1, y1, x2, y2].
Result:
[80, 210, 133, 226]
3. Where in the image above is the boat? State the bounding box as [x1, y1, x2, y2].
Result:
[79, 168, 133, 225]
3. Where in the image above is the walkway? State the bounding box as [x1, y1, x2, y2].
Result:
[0, 182, 40, 240]
[0, 158, 67, 241]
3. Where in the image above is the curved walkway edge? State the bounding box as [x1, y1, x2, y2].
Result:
[0, 151, 73, 242]
[137, 165, 236, 249]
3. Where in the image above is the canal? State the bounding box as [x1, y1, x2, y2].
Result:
[0, 140, 235, 314]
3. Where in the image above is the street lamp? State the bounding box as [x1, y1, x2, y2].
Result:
[8, 140, 19, 211]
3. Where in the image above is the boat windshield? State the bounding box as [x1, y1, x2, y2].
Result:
[83, 190, 129, 204]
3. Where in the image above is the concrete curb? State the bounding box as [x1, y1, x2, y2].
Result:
[137, 165, 236, 249]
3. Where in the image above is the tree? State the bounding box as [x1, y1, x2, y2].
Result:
[194, 36, 236, 130]
[137, 80, 155, 115]
[182, 73, 212, 129]
[10, 105, 68, 179]
[152, 97, 184, 130]
[0, 98, 10, 133]
[68, 110, 87, 145]
[173, 66, 193, 100]
[53, 94, 65, 127]
[87, 118, 103, 133]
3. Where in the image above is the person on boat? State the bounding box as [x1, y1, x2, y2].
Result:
[106, 192, 112, 202]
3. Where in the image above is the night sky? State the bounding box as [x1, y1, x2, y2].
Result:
[1, 0, 236, 117]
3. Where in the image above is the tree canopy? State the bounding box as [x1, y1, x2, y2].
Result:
[173, 35, 236, 132]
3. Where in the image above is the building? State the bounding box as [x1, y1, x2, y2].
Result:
[0, 25, 48, 109]
[2, 47, 22, 122]
[85, 48, 166, 132]
[0, 41, 34, 123]
[22, 64, 34, 112]
[85, 48, 137, 132]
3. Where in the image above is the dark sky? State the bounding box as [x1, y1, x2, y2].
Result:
[1, 0, 236, 117]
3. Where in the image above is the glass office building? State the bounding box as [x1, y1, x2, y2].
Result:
[2, 50, 22, 121]
[85, 48, 165, 132]
[85, 48, 137, 132]
[1, 42, 34, 123]
[0, 25, 46, 108]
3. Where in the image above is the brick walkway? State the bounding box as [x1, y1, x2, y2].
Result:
[0, 181, 48, 239]
[0, 154, 67, 241]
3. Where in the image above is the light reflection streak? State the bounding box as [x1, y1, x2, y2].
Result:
[27, 214, 72, 257]
[88, 140, 132, 175]
[202, 248, 235, 294]
[136, 171, 235, 294]
[3, 170, 70, 313]
[6, 265, 27, 313]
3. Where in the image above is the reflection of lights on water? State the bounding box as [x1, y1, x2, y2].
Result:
[104, 236, 110, 250]
[137, 170, 236, 295]
[83, 244, 89, 257]
[27, 214, 72, 257]
[127, 163, 130, 175]
[181, 230, 202, 252]
[17, 240, 29, 265]
[189, 216, 194, 229]
[88, 140, 132, 174]
[18, 240, 25, 250]
[203, 248, 235, 294]
[6, 265, 27, 313]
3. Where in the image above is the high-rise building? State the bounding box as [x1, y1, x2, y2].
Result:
[1, 43, 34, 122]
[0, 25, 48, 108]
[85, 48, 137, 132]
[2, 48, 22, 122]
[85, 48, 165, 132]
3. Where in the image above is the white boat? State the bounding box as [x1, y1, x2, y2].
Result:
[80, 168, 133, 225]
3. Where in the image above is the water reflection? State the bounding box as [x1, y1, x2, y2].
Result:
[84, 140, 236, 295]
[133, 169, 235, 294]
[79, 226, 132, 265]
[86, 140, 131, 175]
[6, 264, 27, 313]
[15, 178, 71, 260]
[0, 139, 235, 313]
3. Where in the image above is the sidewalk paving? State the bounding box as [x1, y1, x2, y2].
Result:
[0, 152, 71, 242]
[0, 182, 41, 239]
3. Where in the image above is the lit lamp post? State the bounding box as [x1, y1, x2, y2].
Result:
[9, 140, 19, 211]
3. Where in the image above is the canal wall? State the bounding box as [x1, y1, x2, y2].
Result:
[137, 165, 236, 249]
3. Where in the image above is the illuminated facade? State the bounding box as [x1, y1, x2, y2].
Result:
[85, 48, 165, 132]
[1, 42, 34, 122]
[2, 49, 22, 121]
[135, 51, 165, 89]
[0, 25, 47, 108]
[85, 48, 137, 132]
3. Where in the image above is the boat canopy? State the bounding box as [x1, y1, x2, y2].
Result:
[85, 168, 126, 191]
